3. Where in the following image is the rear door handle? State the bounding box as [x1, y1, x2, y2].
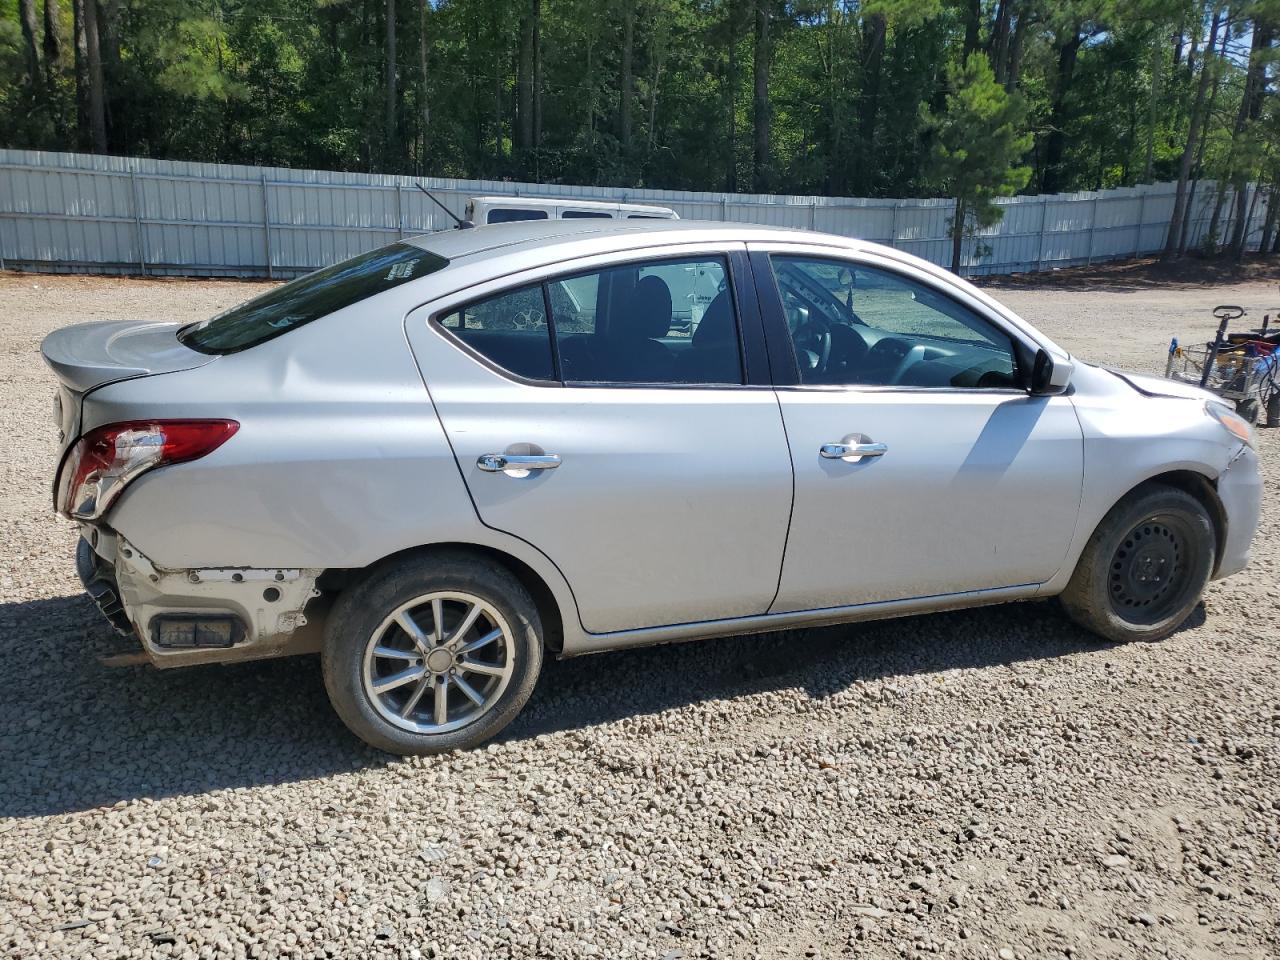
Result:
[477, 453, 562, 475]
[820, 441, 888, 461]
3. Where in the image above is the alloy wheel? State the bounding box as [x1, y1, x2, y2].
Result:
[361, 592, 516, 735]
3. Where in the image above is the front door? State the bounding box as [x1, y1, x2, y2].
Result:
[754, 249, 1084, 613]
[406, 247, 793, 634]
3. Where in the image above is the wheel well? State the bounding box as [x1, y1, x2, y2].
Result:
[1133, 470, 1228, 575]
[317, 543, 565, 654]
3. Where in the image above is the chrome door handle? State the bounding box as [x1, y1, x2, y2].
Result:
[820, 441, 888, 461]
[477, 453, 562, 473]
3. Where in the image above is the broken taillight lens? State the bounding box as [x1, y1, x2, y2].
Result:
[57, 419, 239, 520]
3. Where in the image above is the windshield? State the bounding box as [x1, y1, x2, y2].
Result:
[179, 242, 449, 354]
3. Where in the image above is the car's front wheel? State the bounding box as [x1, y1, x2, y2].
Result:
[322, 552, 543, 755]
[1059, 483, 1215, 644]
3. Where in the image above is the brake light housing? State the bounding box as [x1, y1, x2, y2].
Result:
[57, 419, 239, 520]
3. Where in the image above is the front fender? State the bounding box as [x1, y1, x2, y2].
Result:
[1040, 364, 1247, 594]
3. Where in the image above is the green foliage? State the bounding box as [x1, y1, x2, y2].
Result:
[0, 0, 1275, 230]
[923, 52, 1031, 245]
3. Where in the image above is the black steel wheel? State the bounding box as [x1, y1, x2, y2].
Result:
[1106, 514, 1204, 626]
[1060, 484, 1215, 643]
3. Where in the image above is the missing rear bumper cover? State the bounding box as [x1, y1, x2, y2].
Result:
[82, 533, 324, 667]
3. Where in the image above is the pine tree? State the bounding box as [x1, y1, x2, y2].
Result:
[923, 53, 1032, 273]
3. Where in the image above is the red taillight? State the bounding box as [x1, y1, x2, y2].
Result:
[57, 419, 239, 520]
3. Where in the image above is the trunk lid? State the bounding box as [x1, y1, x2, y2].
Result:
[41, 320, 216, 393]
[42, 320, 219, 455]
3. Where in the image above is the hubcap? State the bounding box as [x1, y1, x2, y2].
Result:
[362, 592, 515, 735]
[1108, 517, 1192, 624]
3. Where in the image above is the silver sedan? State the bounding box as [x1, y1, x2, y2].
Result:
[43, 221, 1262, 754]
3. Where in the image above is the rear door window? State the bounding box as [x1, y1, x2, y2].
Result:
[438, 284, 556, 381]
[443, 256, 742, 385]
[178, 242, 448, 354]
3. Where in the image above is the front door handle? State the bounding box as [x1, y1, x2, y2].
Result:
[477, 453, 562, 475]
[820, 441, 888, 461]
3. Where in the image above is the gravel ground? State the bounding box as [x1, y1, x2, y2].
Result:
[1, 269, 1277, 960]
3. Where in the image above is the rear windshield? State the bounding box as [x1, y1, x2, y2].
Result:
[178, 242, 449, 354]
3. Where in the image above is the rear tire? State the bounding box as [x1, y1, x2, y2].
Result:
[1059, 484, 1215, 644]
[322, 551, 543, 755]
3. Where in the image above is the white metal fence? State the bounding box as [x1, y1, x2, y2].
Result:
[0, 148, 1269, 279]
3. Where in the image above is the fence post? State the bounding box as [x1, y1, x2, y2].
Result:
[1085, 195, 1099, 266]
[260, 173, 273, 280]
[720, 197, 727, 221]
[1034, 197, 1048, 272]
[809, 201, 816, 230]
[1133, 189, 1147, 258]
[130, 169, 148, 276]
[889, 201, 899, 248]
[396, 184, 405, 239]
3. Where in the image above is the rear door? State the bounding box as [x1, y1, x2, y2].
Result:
[405, 244, 793, 635]
[751, 245, 1084, 613]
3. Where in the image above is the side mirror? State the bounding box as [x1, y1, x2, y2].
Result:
[1029, 348, 1073, 395]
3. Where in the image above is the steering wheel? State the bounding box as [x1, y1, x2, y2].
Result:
[793, 316, 832, 374]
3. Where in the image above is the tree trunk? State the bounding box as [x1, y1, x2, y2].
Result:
[1143, 30, 1160, 181]
[1179, 21, 1229, 254]
[418, 0, 429, 173]
[517, 0, 534, 154]
[951, 198, 966, 273]
[531, 0, 541, 149]
[97, 0, 121, 147]
[1206, 177, 1230, 252]
[962, 0, 981, 58]
[1164, 7, 1223, 259]
[72, 0, 107, 152]
[724, 0, 738, 192]
[854, 12, 886, 196]
[991, 0, 1013, 83]
[646, 26, 666, 159]
[19, 0, 41, 92]
[619, 0, 634, 155]
[1041, 24, 1083, 194]
[72, 0, 89, 147]
[1236, 184, 1262, 261]
[42, 0, 63, 91]
[752, 0, 771, 192]
[1259, 185, 1278, 255]
[385, 0, 397, 169]
[1228, 21, 1273, 256]
[1005, 10, 1027, 91]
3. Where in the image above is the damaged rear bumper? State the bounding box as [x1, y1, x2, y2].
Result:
[76, 528, 325, 667]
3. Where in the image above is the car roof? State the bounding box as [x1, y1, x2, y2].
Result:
[404, 218, 860, 263]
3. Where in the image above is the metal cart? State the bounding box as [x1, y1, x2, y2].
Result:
[1165, 305, 1279, 425]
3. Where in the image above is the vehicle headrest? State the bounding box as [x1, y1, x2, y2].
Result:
[694, 290, 733, 346]
[625, 275, 673, 339]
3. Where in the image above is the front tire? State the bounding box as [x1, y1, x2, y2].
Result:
[1060, 484, 1215, 644]
[322, 552, 543, 755]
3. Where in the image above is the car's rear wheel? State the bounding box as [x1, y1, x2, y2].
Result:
[1059, 484, 1215, 644]
[323, 552, 542, 755]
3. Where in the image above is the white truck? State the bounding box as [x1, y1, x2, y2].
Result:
[464, 196, 679, 225]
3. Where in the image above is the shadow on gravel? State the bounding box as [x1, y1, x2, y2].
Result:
[0, 593, 1202, 818]
[0, 594, 386, 820]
